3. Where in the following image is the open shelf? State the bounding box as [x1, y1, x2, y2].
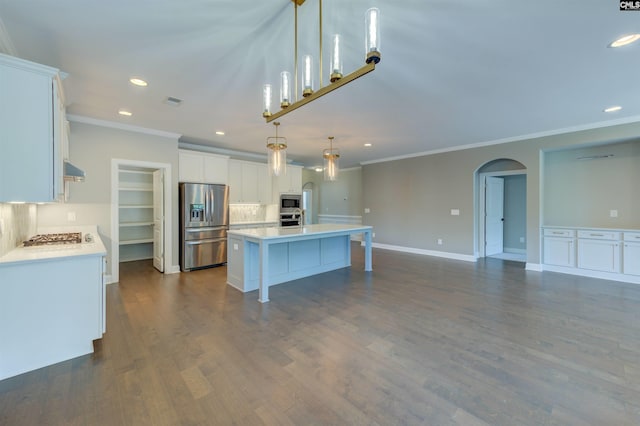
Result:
[120, 238, 153, 245]
[119, 205, 153, 209]
[120, 221, 154, 227]
[119, 186, 153, 192]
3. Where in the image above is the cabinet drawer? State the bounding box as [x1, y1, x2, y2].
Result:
[623, 232, 640, 242]
[577, 230, 620, 240]
[543, 229, 575, 238]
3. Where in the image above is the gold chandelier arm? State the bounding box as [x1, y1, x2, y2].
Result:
[294, 2, 299, 101]
[319, 0, 323, 89]
[265, 62, 375, 122]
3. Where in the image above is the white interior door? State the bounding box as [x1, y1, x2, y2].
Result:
[152, 170, 164, 272]
[485, 176, 504, 256]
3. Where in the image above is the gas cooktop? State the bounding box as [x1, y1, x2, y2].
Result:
[23, 232, 83, 247]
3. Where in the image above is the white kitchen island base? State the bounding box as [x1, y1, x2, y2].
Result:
[227, 224, 372, 302]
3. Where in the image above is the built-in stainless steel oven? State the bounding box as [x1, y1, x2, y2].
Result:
[279, 194, 302, 227]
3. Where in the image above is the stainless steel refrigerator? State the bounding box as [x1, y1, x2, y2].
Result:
[179, 183, 229, 271]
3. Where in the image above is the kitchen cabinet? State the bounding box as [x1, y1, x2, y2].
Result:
[623, 232, 640, 276]
[0, 53, 66, 202]
[228, 160, 271, 203]
[179, 150, 229, 184]
[119, 168, 154, 262]
[275, 164, 303, 194]
[542, 228, 575, 267]
[576, 230, 621, 273]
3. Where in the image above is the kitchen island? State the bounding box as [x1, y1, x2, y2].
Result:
[227, 224, 372, 302]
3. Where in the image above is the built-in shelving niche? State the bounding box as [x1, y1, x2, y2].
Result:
[118, 167, 154, 262]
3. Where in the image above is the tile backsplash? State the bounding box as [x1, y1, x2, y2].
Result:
[0, 203, 37, 258]
[229, 204, 278, 224]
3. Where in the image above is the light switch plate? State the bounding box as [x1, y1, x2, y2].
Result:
[364, 208, 371, 214]
[67, 211, 77, 222]
[610, 210, 618, 218]
[451, 209, 460, 216]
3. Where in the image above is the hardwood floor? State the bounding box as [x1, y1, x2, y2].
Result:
[1, 245, 640, 425]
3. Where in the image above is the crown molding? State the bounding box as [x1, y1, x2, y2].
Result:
[360, 114, 640, 166]
[67, 114, 181, 140]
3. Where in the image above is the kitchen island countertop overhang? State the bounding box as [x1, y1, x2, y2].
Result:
[227, 224, 373, 302]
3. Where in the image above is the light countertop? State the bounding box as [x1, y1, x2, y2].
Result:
[0, 225, 107, 266]
[228, 223, 372, 241]
[543, 225, 640, 233]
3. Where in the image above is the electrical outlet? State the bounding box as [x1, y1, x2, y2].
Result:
[372, 232, 376, 238]
[67, 211, 77, 222]
[610, 210, 618, 218]
[450, 209, 460, 216]
[520, 237, 525, 243]
[364, 208, 370, 214]
[437, 238, 443, 245]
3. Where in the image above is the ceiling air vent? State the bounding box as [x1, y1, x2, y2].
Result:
[163, 96, 183, 107]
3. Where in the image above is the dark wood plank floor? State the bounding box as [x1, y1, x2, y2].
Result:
[2, 245, 640, 425]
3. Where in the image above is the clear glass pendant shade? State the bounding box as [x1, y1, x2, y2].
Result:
[330, 34, 343, 82]
[280, 71, 291, 108]
[365, 8, 381, 64]
[267, 121, 287, 177]
[262, 84, 272, 117]
[323, 137, 339, 181]
[302, 54, 314, 97]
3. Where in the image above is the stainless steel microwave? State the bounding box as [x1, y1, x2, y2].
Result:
[280, 194, 301, 212]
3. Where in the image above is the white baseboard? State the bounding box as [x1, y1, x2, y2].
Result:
[542, 264, 640, 285]
[525, 263, 543, 272]
[104, 275, 116, 285]
[367, 242, 477, 263]
[165, 265, 181, 274]
[504, 247, 526, 254]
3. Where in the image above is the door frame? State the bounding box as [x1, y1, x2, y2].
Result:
[476, 170, 526, 259]
[111, 159, 173, 284]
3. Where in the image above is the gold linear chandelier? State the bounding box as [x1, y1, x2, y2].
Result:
[262, 0, 381, 122]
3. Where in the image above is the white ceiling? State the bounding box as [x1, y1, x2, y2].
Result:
[1, 0, 639, 168]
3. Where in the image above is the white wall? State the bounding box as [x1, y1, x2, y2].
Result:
[37, 120, 180, 280]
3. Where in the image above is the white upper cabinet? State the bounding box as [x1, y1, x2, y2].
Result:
[276, 165, 303, 194]
[228, 160, 271, 204]
[0, 53, 65, 202]
[178, 150, 229, 184]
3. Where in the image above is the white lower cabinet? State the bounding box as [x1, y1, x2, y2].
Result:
[623, 232, 640, 276]
[542, 229, 575, 267]
[542, 227, 638, 283]
[577, 239, 621, 273]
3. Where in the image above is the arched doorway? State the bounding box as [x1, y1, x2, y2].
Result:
[475, 159, 527, 262]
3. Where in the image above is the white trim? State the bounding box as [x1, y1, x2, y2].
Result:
[179, 142, 267, 162]
[541, 264, 640, 285]
[367, 242, 477, 263]
[360, 115, 640, 166]
[0, 17, 17, 56]
[525, 263, 543, 272]
[504, 247, 526, 254]
[166, 265, 181, 274]
[111, 159, 173, 283]
[68, 114, 181, 140]
[104, 275, 115, 285]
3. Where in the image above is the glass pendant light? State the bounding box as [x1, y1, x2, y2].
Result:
[330, 34, 343, 82]
[365, 8, 381, 64]
[280, 71, 291, 108]
[323, 136, 340, 181]
[302, 54, 314, 97]
[267, 122, 287, 176]
[262, 84, 272, 117]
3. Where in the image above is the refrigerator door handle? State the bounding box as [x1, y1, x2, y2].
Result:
[185, 238, 226, 245]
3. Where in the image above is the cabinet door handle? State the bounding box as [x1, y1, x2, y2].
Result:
[552, 232, 564, 235]
[590, 233, 604, 237]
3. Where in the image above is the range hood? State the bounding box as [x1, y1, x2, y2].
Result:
[63, 161, 86, 182]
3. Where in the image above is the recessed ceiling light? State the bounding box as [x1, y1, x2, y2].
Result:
[364, 143, 372, 147]
[215, 131, 225, 136]
[315, 168, 323, 172]
[129, 78, 148, 87]
[118, 109, 133, 116]
[604, 105, 622, 113]
[608, 34, 640, 48]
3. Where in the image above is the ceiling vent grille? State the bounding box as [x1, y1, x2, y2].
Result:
[163, 96, 183, 107]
